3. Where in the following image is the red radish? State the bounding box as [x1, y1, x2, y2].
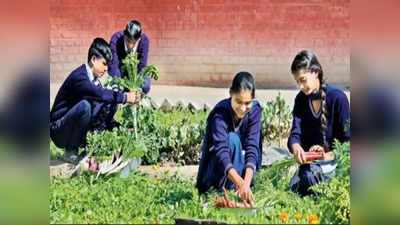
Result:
[84, 157, 99, 171]
[89, 163, 98, 171]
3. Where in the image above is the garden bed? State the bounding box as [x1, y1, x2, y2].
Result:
[50, 141, 350, 224]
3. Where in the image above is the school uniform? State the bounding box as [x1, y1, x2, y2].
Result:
[287, 84, 350, 196]
[108, 31, 151, 93]
[50, 64, 127, 151]
[196, 98, 263, 194]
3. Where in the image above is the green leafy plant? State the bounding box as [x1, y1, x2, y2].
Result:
[139, 107, 208, 164]
[311, 140, 350, 224]
[261, 93, 292, 147]
[51, 143, 350, 224]
[85, 127, 146, 162]
[110, 94, 293, 165]
[105, 52, 159, 91]
[104, 52, 159, 139]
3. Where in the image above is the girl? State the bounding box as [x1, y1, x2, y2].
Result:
[196, 71, 262, 206]
[288, 50, 350, 196]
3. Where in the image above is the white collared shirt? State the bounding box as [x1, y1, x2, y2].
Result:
[85, 63, 100, 86]
[124, 38, 140, 54]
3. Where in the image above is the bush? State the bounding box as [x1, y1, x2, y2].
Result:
[85, 127, 146, 162]
[114, 105, 208, 164]
[261, 93, 292, 147]
[109, 94, 294, 164]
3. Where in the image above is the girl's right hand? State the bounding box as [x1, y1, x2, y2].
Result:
[292, 143, 306, 164]
[126, 91, 139, 104]
[228, 168, 253, 207]
[237, 184, 254, 208]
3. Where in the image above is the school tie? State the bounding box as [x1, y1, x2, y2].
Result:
[93, 77, 101, 87]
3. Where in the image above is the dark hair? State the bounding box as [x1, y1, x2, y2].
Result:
[124, 20, 142, 40]
[87, 38, 113, 64]
[291, 50, 329, 152]
[230, 71, 255, 98]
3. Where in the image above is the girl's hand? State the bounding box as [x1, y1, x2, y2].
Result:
[309, 144, 324, 160]
[292, 143, 306, 164]
[236, 183, 254, 208]
[323, 151, 335, 161]
[135, 91, 142, 102]
[309, 145, 335, 161]
[309, 145, 324, 153]
[126, 91, 138, 104]
[227, 168, 253, 207]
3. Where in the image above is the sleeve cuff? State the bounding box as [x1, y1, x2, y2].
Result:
[245, 162, 256, 171]
[224, 163, 234, 175]
[122, 93, 127, 104]
[288, 140, 300, 154]
[112, 84, 120, 91]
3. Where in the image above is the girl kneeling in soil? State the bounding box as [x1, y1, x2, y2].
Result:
[196, 72, 262, 206]
[287, 50, 350, 196]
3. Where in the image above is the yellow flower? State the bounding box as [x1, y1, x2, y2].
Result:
[308, 214, 319, 224]
[295, 213, 302, 220]
[153, 164, 160, 171]
[152, 221, 157, 225]
[280, 212, 288, 221]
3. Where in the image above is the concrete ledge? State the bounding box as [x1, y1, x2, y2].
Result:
[51, 83, 350, 110]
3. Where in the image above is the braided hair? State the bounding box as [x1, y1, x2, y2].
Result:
[291, 50, 329, 152]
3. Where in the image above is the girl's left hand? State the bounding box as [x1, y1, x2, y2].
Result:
[309, 145, 325, 160]
[236, 183, 254, 208]
[309, 145, 335, 161]
[135, 91, 142, 102]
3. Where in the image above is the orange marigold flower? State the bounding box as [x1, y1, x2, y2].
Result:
[308, 214, 319, 223]
[295, 213, 302, 220]
[280, 212, 288, 221]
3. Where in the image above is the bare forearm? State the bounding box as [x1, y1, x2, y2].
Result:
[243, 168, 254, 186]
[227, 168, 244, 188]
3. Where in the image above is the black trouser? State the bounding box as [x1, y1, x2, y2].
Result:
[50, 100, 92, 151]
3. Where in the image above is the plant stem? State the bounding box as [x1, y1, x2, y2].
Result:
[132, 104, 138, 139]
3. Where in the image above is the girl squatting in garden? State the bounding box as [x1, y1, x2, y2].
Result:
[196, 72, 262, 206]
[288, 50, 350, 196]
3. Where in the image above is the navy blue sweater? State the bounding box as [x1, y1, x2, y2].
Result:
[287, 84, 350, 153]
[108, 31, 151, 94]
[50, 64, 126, 123]
[204, 98, 262, 174]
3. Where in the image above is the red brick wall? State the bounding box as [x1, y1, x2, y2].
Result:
[50, 0, 349, 88]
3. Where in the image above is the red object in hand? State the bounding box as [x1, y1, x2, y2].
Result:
[304, 151, 323, 161]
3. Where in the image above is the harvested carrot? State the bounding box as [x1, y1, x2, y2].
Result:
[213, 187, 250, 208]
[304, 151, 323, 161]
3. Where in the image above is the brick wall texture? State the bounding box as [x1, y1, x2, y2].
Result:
[50, 0, 349, 88]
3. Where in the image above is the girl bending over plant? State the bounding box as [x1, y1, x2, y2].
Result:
[287, 50, 350, 196]
[196, 72, 263, 207]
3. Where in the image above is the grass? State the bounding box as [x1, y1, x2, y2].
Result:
[50, 151, 349, 224]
